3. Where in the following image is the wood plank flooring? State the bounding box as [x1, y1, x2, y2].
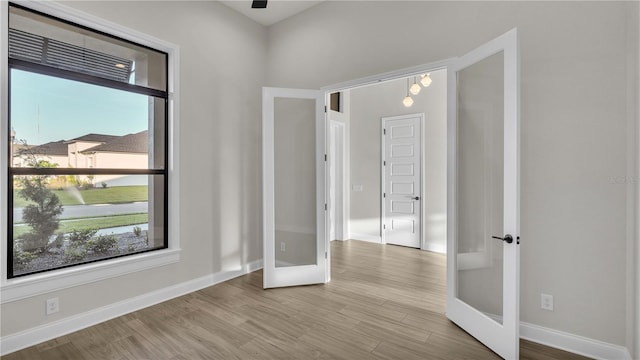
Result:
[4, 240, 590, 360]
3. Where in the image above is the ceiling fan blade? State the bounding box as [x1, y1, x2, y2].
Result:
[251, 0, 267, 9]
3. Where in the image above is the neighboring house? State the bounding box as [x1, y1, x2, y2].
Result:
[13, 140, 68, 168]
[66, 133, 118, 169]
[81, 131, 149, 187]
[14, 131, 148, 187]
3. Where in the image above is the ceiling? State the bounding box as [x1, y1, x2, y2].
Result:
[219, 0, 324, 26]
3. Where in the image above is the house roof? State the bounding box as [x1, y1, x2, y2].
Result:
[68, 134, 119, 143]
[82, 131, 148, 154]
[18, 140, 68, 156]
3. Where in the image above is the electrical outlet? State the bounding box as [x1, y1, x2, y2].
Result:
[540, 293, 554, 311]
[280, 242, 286, 252]
[46, 297, 59, 315]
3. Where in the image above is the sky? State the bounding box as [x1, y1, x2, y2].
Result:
[10, 69, 149, 146]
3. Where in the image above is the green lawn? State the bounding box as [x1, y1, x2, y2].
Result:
[13, 213, 148, 239]
[13, 186, 148, 207]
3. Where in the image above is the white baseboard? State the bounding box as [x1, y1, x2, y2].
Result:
[0, 260, 263, 356]
[521, 321, 632, 360]
[422, 242, 446, 254]
[349, 233, 381, 243]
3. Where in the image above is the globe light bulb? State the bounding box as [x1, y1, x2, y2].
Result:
[420, 73, 433, 87]
[402, 96, 414, 107]
[409, 82, 421, 95]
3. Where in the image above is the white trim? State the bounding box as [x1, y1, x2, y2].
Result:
[1, 249, 180, 304]
[321, 58, 454, 93]
[0, 260, 263, 356]
[349, 233, 382, 243]
[520, 321, 632, 360]
[484, 313, 632, 360]
[0, 1, 181, 302]
[422, 243, 446, 254]
[0, 0, 10, 296]
[328, 120, 346, 241]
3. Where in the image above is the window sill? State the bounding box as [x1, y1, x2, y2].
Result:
[0, 248, 181, 304]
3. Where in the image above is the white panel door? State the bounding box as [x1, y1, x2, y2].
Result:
[262, 87, 327, 289]
[446, 29, 520, 359]
[382, 114, 422, 248]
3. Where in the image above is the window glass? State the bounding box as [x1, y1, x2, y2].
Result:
[10, 69, 166, 169]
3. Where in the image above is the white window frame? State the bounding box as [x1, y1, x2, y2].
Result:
[0, 0, 181, 303]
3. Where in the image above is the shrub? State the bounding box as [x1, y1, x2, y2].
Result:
[13, 242, 36, 268]
[50, 233, 65, 249]
[133, 226, 142, 237]
[68, 229, 97, 246]
[18, 175, 63, 253]
[64, 245, 87, 264]
[86, 234, 117, 254]
[101, 182, 108, 188]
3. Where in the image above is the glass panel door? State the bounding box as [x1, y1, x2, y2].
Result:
[263, 87, 327, 288]
[446, 29, 520, 359]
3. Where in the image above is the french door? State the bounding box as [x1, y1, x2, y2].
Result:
[262, 87, 328, 288]
[446, 29, 520, 359]
[261, 28, 519, 359]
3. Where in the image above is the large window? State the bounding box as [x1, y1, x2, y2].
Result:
[7, 4, 168, 278]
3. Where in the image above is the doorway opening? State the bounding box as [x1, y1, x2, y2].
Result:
[326, 69, 448, 254]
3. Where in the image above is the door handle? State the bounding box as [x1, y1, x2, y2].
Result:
[491, 234, 520, 244]
[492, 234, 514, 244]
[411, 196, 420, 200]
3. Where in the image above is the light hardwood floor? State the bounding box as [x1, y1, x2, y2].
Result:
[4, 240, 590, 360]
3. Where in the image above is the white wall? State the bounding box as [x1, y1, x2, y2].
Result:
[348, 72, 447, 253]
[267, 0, 638, 350]
[1, 0, 266, 338]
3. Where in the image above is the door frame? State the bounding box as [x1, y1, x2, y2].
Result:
[380, 113, 425, 249]
[329, 119, 346, 241]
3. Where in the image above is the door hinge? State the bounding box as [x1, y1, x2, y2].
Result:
[325, 251, 328, 259]
[383, 128, 386, 135]
[325, 154, 327, 162]
[383, 192, 386, 198]
[383, 160, 386, 166]
[383, 224, 386, 230]
[325, 203, 327, 211]
[324, 105, 327, 113]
